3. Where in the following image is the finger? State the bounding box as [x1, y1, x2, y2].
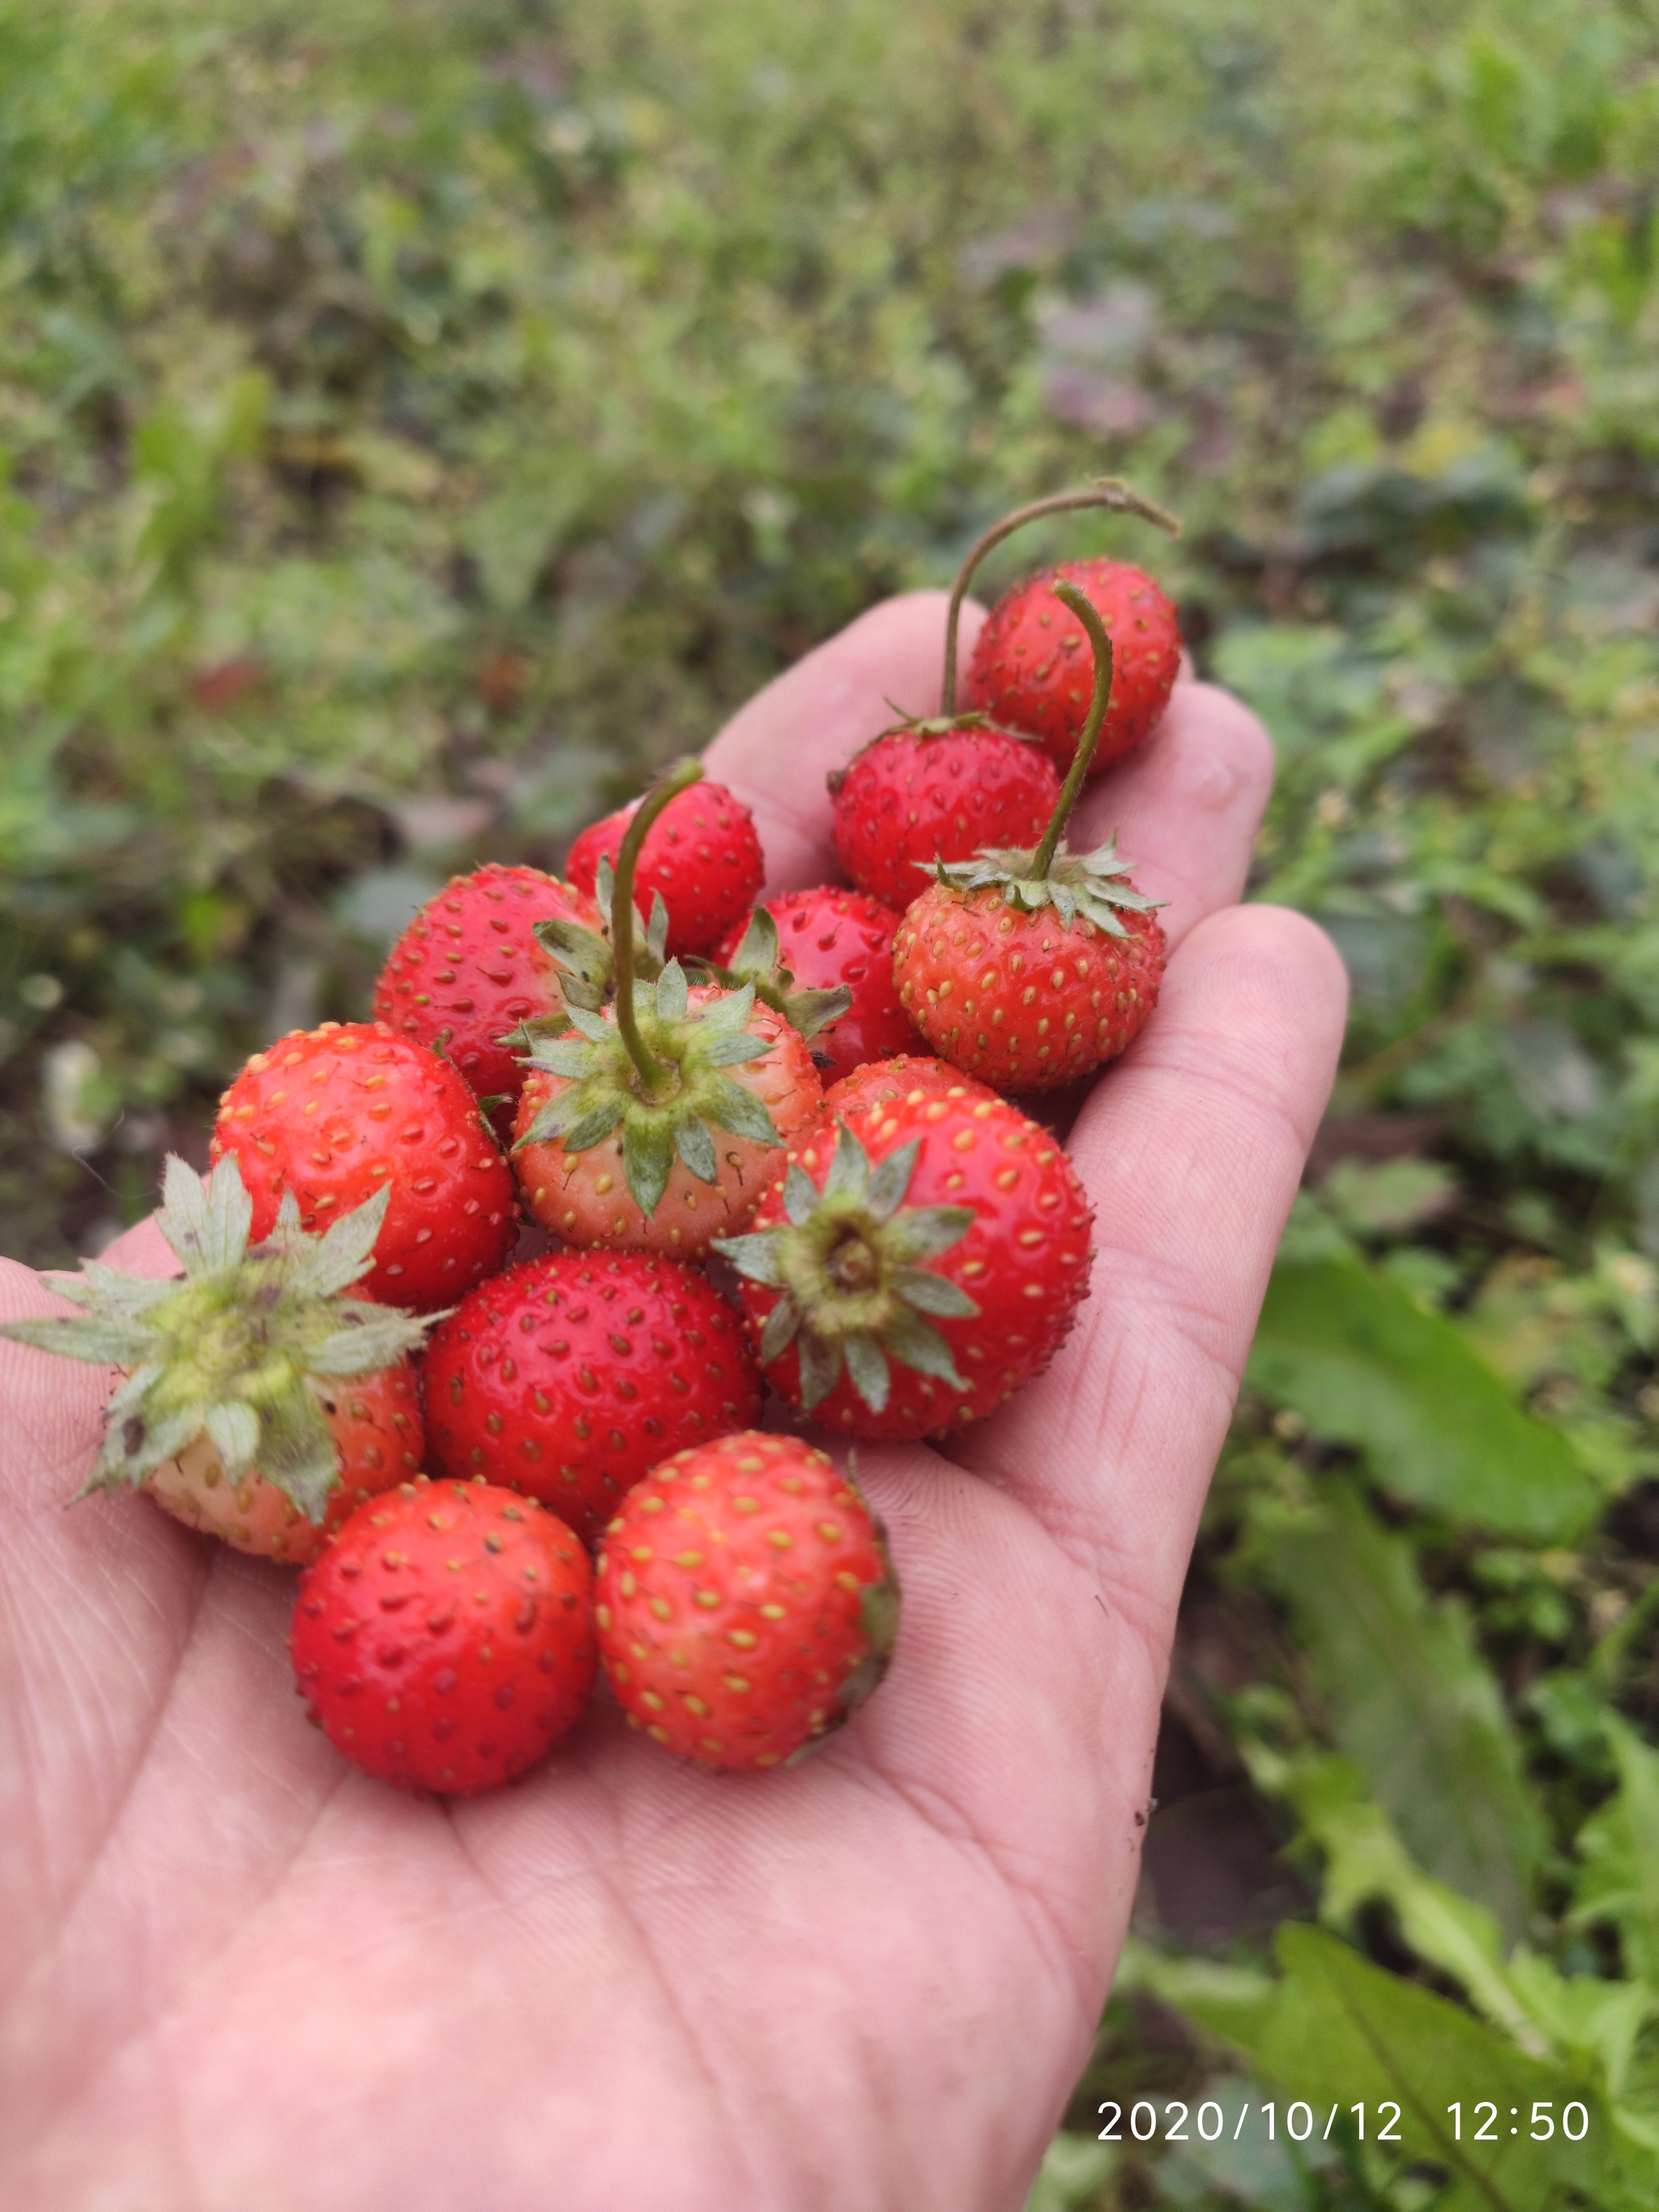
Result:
[1068, 681, 1274, 953]
[953, 904, 1347, 1639]
[702, 590, 981, 896]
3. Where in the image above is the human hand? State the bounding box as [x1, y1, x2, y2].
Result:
[0, 592, 1346, 2211]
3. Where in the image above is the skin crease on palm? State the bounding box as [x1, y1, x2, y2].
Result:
[0, 590, 1346, 2212]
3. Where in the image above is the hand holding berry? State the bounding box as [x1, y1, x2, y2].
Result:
[0, 588, 1341, 2212]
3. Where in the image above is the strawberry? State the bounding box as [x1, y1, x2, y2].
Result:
[828, 719, 1060, 910]
[964, 556, 1180, 778]
[594, 1431, 898, 1770]
[0, 1157, 432, 1562]
[211, 1020, 518, 1310]
[373, 863, 600, 1135]
[512, 763, 822, 1259]
[895, 582, 1165, 1092]
[710, 887, 919, 1081]
[292, 1479, 596, 1794]
[820, 1053, 997, 1123]
[716, 1096, 1093, 1439]
[422, 1250, 762, 1542]
[567, 778, 763, 958]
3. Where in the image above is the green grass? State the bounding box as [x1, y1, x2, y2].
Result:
[5, 2, 1659, 2205]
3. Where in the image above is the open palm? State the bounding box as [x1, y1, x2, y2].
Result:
[0, 594, 1345, 2212]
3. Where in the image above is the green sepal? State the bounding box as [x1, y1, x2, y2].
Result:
[925, 830, 1164, 937]
[623, 1117, 676, 1215]
[714, 1123, 979, 1417]
[673, 1115, 719, 1184]
[690, 904, 854, 1043]
[704, 1079, 783, 1149]
[1, 1156, 434, 1525]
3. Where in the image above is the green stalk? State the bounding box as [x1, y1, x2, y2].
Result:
[938, 476, 1180, 717]
[1027, 582, 1113, 881]
[612, 757, 703, 1096]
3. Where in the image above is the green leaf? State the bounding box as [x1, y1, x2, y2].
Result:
[622, 1117, 674, 1215]
[673, 1115, 718, 1184]
[1179, 1924, 1606, 2212]
[783, 1164, 819, 1226]
[203, 1400, 261, 1479]
[843, 1333, 891, 1412]
[884, 1204, 975, 1265]
[1572, 1717, 1659, 1984]
[892, 1267, 979, 1319]
[712, 1231, 787, 1286]
[293, 1183, 392, 1298]
[557, 1101, 627, 1154]
[705, 1079, 782, 1149]
[1260, 1484, 1544, 1940]
[1248, 1254, 1599, 1540]
[822, 1123, 870, 1204]
[795, 1331, 842, 1410]
[655, 957, 689, 1024]
[881, 1306, 968, 1392]
[864, 1138, 916, 1221]
[758, 1294, 802, 1364]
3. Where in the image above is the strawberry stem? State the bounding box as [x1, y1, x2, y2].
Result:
[938, 476, 1181, 717]
[612, 757, 703, 1097]
[1028, 583, 1112, 881]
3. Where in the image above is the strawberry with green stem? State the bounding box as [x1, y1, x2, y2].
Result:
[512, 759, 821, 1256]
[893, 582, 1166, 1093]
[828, 479, 1177, 906]
[0, 1157, 432, 1561]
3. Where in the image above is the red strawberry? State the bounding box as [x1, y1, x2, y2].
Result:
[211, 1021, 518, 1309]
[594, 1431, 898, 1770]
[514, 986, 821, 1258]
[828, 720, 1060, 910]
[567, 780, 763, 957]
[0, 1156, 431, 1564]
[422, 1250, 763, 1542]
[373, 863, 600, 1135]
[895, 580, 1166, 1091]
[717, 1094, 1093, 1439]
[514, 764, 822, 1259]
[964, 556, 1180, 778]
[292, 1479, 596, 1793]
[712, 887, 919, 1081]
[820, 1053, 997, 1123]
[895, 885, 1164, 1093]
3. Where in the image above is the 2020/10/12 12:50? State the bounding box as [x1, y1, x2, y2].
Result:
[1097, 2099, 1591, 2145]
[1448, 2102, 1591, 2141]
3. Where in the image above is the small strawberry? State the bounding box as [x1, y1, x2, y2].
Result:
[211, 1020, 518, 1309]
[709, 888, 918, 1081]
[422, 1250, 763, 1542]
[373, 863, 601, 1135]
[512, 762, 822, 1259]
[894, 582, 1166, 1092]
[292, 1479, 596, 1794]
[716, 1097, 1092, 1439]
[829, 722, 1060, 913]
[595, 1431, 898, 1770]
[820, 1053, 997, 1123]
[0, 1157, 431, 1562]
[965, 556, 1180, 778]
[567, 778, 763, 958]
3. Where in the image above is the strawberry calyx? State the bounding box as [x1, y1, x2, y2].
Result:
[925, 833, 1163, 939]
[514, 965, 783, 1217]
[688, 905, 852, 1045]
[923, 579, 1166, 940]
[516, 759, 789, 1217]
[0, 1157, 433, 1522]
[714, 1123, 978, 1414]
[525, 853, 669, 1017]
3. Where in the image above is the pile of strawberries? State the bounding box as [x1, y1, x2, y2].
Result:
[6, 481, 1181, 1793]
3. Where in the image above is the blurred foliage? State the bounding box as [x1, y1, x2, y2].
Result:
[4, 2, 1659, 2207]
